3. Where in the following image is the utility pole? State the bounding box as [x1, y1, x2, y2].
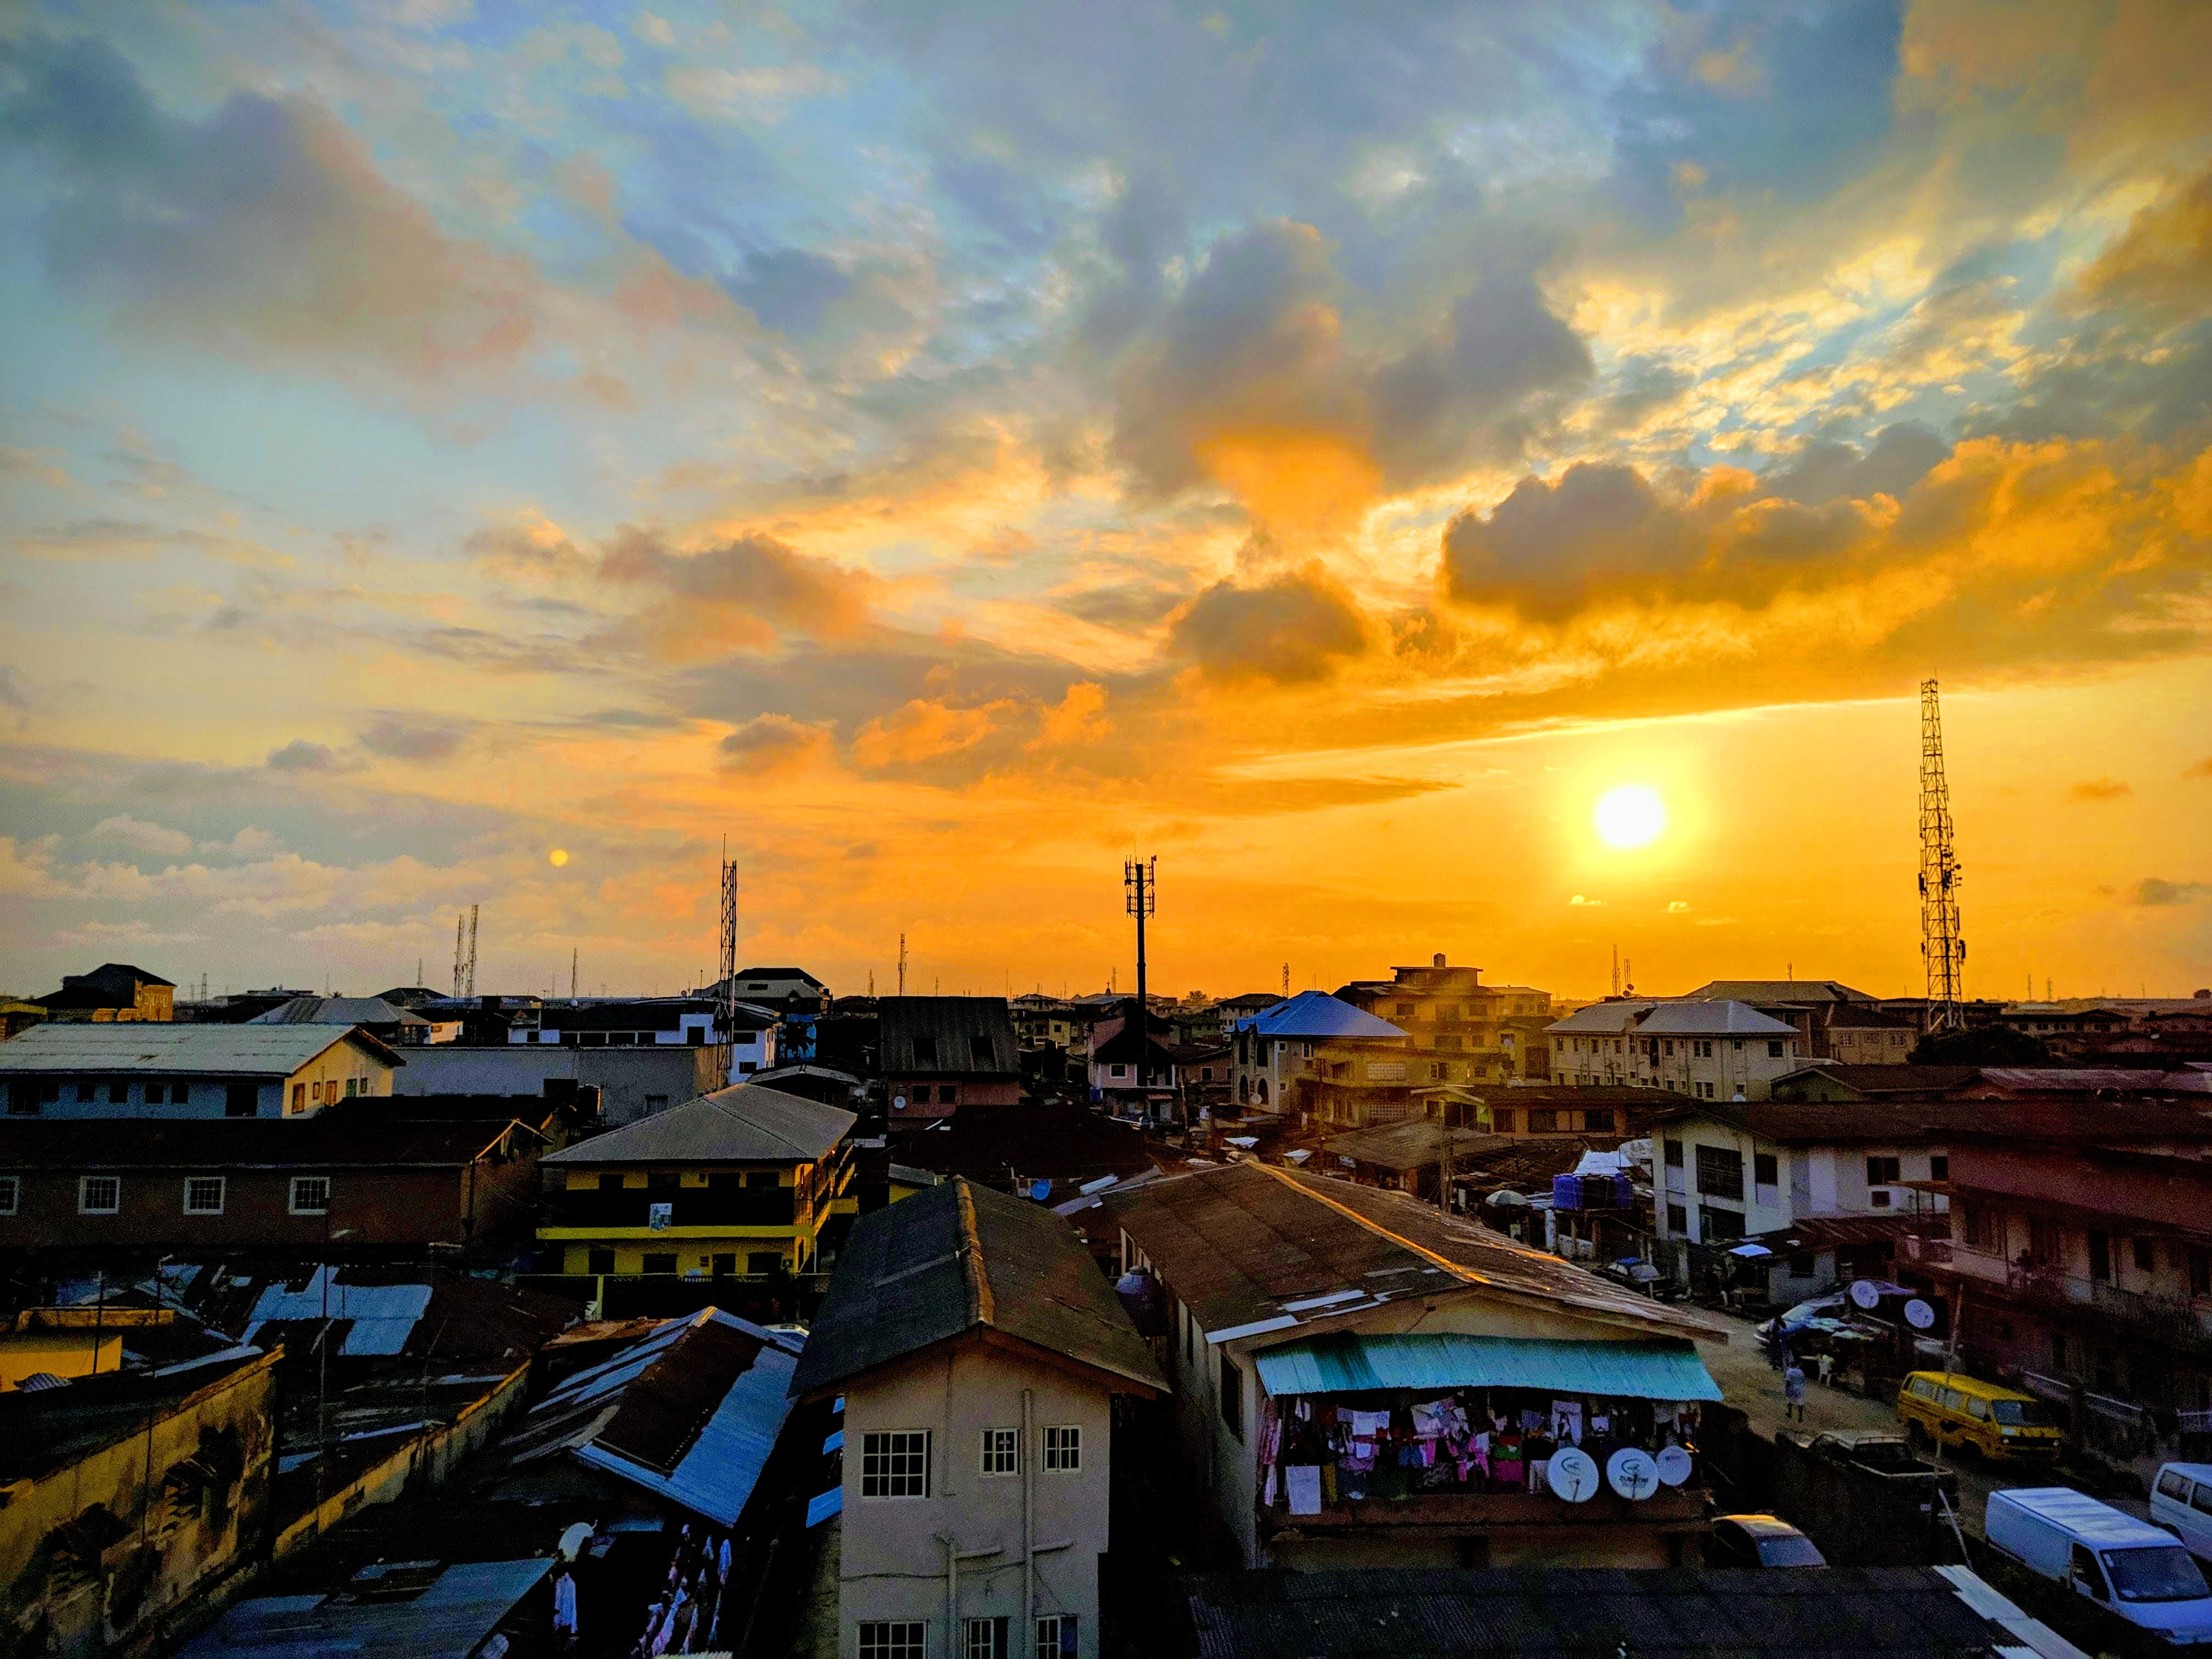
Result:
[1280, 962, 1289, 998]
[897, 934, 907, 997]
[1918, 679, 1966, 1030]
[1125, 856, 1156, 1094]
[571, 947, 578, 1000]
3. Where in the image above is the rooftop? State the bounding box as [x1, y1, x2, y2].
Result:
[1324, 1120, 1509, 1173]
[1657, 1097, 2212, 1147]
[790, 1175, 1166, 1401]
[1675, 979, 1878, 1004]
[177, 1558, 549, 1659]
[1630, 1001, 1802, 1037]
[0, 1021, 403, 1075]
[247, 996, 430, 1028]
[541, 1080, 855, 1166]
[1237, 990, 1406, 1041]
[0, 1115, 539, 1167]
[1102, 1163, 1722, 1346]
[877, 995, 1022, 1076]
[1544, 1000, 1657, 1035]
[1771, 1064, 1984, 1098]
[0, 1347, 272, 1485]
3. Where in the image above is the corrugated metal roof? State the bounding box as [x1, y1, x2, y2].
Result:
[1235, 990, 1405, 1041]
[241, 1269, 434, 1357]
[1678, 979, 1877, 1004]
[176, 1559, 548, 1659]
[0, 1022, 403, 1075]
[247, 996, 429, 1027]
[877, 996, 1021, 1076]
[1544, 1001, 1657, 1034]
[1325, 1122, 1510, 1172]
[806, 1486, 842, 1526]
[789, 1176, 1166, 1400]
[541, 1080, 854, 1165]
[1251, 1332, 1722, 1401]
[1633, 1001, 1801, 1037]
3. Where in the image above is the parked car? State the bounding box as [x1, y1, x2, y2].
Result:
[1987, 1487, 2212, 1645]
[1705, 1514, 1827, 1568]
[1895, 1369, 2064, 1462]
[1801, 1428, 1959, 1503]
[1594, 1259, 1679, 1301]
[2153, 1463, 2212, 1564]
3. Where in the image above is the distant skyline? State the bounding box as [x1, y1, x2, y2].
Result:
[2, 2, 2208, 1002]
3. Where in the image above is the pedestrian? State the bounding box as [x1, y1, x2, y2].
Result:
[1784, 1359, 1807, 1424]
[1815, 1351, 1835, 1389]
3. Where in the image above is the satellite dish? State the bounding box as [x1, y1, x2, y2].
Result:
[1654, 1446, 1694, 1488]
[1904, 1298, 1936, 1330]
[893, 1094, 907, 1111]
[1030, 1179, 1051, 1201]
[1607, 1448, 1661, 1501]
[1547, 1447, 1600, 1503]
[1848, 1279, 1882, 1310]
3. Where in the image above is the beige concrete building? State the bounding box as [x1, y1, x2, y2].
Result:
[792, 1177, 1163, 1659]
[1336, 955, 1555, 1091]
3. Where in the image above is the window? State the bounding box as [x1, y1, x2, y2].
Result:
[1695, 1144, 1744, 1201]
[183, 1177, 225, 1215]
[1870, 1188, 1892, 1208]
[225, 1084, 258, 1118]
[1035, 1615, 1078, 1656]
[1583, 1108, 1615, 1133]
[1694, 1040, 1714, 1059]
[748, 1251, 783, 1274]
[712, 1252, 737, 1276]
[0, 1176, 16, 1215]
[5, 1083, 35, 1116]
[289, 1176, 329, 1215]
[586, 1248, 617, 1274]
[912, 1035, 939, 1065]
[2088, 1230, 2112, 1283]
[343, 1077, 358, 1099]
[75, 1081, 95, 1103]
[1109, 1064, 1127, 1077]
[2190, 1245, 2211, 1299]
[1663, 1138, 1684, 1169]
[981, 1427, 1019, 1476]
[1768, 1041, 1785, 1058]
[1697, 1081, 1715, 1099]
[861, 1430, 931, 1498]
[1527, 1109, 1557, 1132]
[2160, 1470, 2193, 1502]
[1220, 1352, 1243, 1439]
[1491, 1108, 1516, 1133]
[1700, 1205, 1745, 1241]
[146, 1083, 168, 1105]
[859, 1622, 927, 1659]
[1960, 1203, 1991, 1251]
[290, 1084, 306, 1113]
[1866, 1155, 1901, 1186]
[1930, 1154, 1949, 1182]
[1753, 1153, 1778, 1188]
[641, 1251, 678, 1274]
[1043, 1425, 1081, 1471]
[939, 1084, 958, 1104]
[80, 1176, 121, 1215]
[969, 1035, 994, 1065]
[963, 1617, 1008, 1658]
[1662, 1039, 1674, 1057]
[2134, 1237, 2155, 1274]
[1666, 1201, 1687, 1233]
[1787, 1252, 1816, 1277]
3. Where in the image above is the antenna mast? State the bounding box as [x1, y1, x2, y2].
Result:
[897, 934, 907, 997]
[1125, 855, 1156, 1081]
[719, 837, 740, 1075]
[1918, 678, 1966, 1030]
[570, 947, 578, 1000]
[463, 904, 479, 998]
[452, 913, 465, 997]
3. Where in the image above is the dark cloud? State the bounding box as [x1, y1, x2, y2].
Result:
[2135, 878, 2209, 906]
[1056, 578, 1190, 630]
[357, 718, 465, 764]
[266, 739, 340, 772]
[723, 246, 854, 336]
[1441, 462, 1701, 616]
[2068, 777, 2131, 802]
[2070, 165, 2212, 324]
[716, 714, 831, 775]
[1762, 422, 1951, 505]
[1169, 569, 1367, 684]
[0, 666, 27, 710]
[596, 526, 872, 658]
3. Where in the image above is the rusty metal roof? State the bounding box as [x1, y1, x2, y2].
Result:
[877, 996, 1021, 1077]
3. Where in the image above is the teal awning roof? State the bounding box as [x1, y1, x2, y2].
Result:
[1251, 1334, 1722, 1402]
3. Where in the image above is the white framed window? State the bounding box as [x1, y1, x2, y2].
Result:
[290, 1176, 330, 1216]
[80, 1175, 121, 1215]
[1043, 1425, 1081, 1472]
[1035, 1615, 1077, 1656]
[0, 1175, 18, 1215]
[860, 1430, 930, 1498]
[980, 1427, 1019, 1476]
[858, 1621, 927, 1659]
[962, 1617, 1007, 1658]
[183, 1176, 225, 1215]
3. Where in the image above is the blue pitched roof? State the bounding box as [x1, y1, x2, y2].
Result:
[1253, 1333, 1722, 1402]
[1237, 990, 1404, 1041]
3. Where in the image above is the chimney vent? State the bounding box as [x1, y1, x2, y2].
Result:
[1432, 952, 1447, 969]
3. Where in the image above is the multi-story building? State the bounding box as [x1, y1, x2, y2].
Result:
[880, 997, 1022, 1121]
[537, 1081, 859, 1288]
[1086, 1002, 1181, 1123]
[0, 1023, 402, 1119]
[1228, 991, 1410, 1125]
[1336, 955, 1554, 1088]
[1546, 1002, 1652, 1088]
[1103, 1163, 1726, 1571]
[790, 1176, 1164, 1659]
[714, 966, 831, 1011]
[1545, 1001, 1802, 1101]
[392, 1041, 725, 1125]
[1911, 1102, 2212, 1432]
[29, 962, 176, 1024]
[505, 997, 778, 1081]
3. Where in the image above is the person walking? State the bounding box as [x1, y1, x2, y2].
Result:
[1783, 1358, 1808, 1424]
[1815, 1351, 1835, 1389]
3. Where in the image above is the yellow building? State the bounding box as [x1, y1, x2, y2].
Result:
[1337, 955, 1555, 1102]
[539, 1081, 859, 1290]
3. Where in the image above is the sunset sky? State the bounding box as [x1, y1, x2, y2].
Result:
[2, 0, 2208, 1005]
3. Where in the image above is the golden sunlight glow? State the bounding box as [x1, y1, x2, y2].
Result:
[1594, 785, 1668, 850]
[548, 848, 569, 866]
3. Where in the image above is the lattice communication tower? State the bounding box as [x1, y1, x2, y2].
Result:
[1918, 679, 1966, 1030]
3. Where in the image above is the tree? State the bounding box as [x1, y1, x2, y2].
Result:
[1908, 1025, 2052, 1065]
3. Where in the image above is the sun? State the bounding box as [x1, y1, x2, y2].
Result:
[1594, 785, 1668, 850]
[548, 848, 569, 867]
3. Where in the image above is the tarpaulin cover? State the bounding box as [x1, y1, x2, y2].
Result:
[1252, 1333, 1722, 1402]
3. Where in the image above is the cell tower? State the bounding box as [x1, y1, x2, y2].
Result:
[1918, 678, 1966, 1030]
[897, 934, 907, 997]
[718, 839, 740, 1062]
[452, 912, 466, 997]
[463, 904, 479, 998]
[1124, 854, 1156, 1024]
[571, 947, 578, 1001]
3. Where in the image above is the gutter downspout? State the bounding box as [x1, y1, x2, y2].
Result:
[939, 1531, 957, 1646]
[1023, 1387, 1036, 1659]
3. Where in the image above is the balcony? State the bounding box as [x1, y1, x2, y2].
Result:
[1938, 1245, 2212, 1347]
[541, 1187, 801, 1230]
[1260, 1485, 1703, 1537]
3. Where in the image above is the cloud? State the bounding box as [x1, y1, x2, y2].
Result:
[1169, 568, 1368, 685]
[201, 826, 284, 857]
[87, 814, 193, 857]
[1762, 424, 1951, 506]
[593, 527, 875, 660]
[1665, 900, 1691, 912]
[2070, 165, 2212, 324]
[2068, 777, 2132, 802]
[267, 740, 342, 772]
[850, 698, 1014, 770]
[357, 718, 466, 763]
[2189, 757, 2212, 780]
[1569, 894, 1604, 907]
[1032, 682, 1111, 748]
[716, 714, 834, 776]
[2134, 878, 2208, 907]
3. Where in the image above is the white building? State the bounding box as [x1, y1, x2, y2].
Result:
[1546, 1001, 1654, 1087]
[790, 1177, 1163, 1659]
[1545, 1000, 1802, 1101]
[0, 1023, 402, 1119]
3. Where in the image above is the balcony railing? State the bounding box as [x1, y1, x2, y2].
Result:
[1943, 1246, 2212, 1346]
[1258, 1485, 1703, 1534]
[541, 1188, 800, 1229]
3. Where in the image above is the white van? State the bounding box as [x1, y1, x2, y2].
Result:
[2155, 1464, 2212, 1564]
[1985, 1487, 2212, 1645]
